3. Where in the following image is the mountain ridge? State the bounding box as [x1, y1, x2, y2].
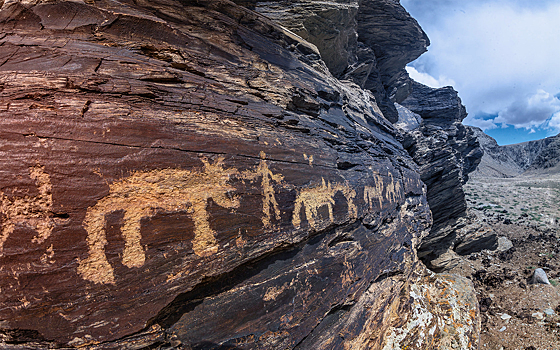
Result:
[471, 127, 560, 177]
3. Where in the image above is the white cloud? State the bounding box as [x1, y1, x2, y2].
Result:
[548, 112, 560, 134]
[401, 0, 560, 134]
[494, 90, 560, 129]
[462, 115, 498, 131]
[405, 66, 455, 89]
[463, 90, 560, 132]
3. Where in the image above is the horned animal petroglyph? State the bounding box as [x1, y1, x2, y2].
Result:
[364, 173, 403, 210]
[0, 166, 55, 257]
[292, 178, 357, 229]
[77, 158, 240, 284]
[364, 174, 385, 210]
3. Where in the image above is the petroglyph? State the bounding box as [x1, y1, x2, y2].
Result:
[0, 166, 55, 257]
[364, 173, 404, 210]
[240, 152, 283, 228]
[78, 158, 240, 284]
[251, 152, 283, 228]
[364, 174, 385, 210]
[292, 178, 357, 229]
[385, 173, 403, 203]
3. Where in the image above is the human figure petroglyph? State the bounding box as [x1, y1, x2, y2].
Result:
[292, 178, 357, 229]
[77, 158, 241, 284]
[385, 173, 403, 203]
[0, 166, 55, 257]
[243, 151, 284, 228]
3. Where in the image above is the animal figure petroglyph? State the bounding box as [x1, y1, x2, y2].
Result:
[77, 158, 240, 284]
[364, 173, 403, 210]
[364, 174, 385, 210]
[0, 166, 55, 257]
[292, 178, 357, 229]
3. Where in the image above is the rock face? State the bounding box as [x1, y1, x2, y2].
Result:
[471, 127, 560, 178]
[469, 127, 524, 178]
[237, 0, 429, 122]
[0, 0, 479, 348]
[398, 81, 484, 271]
[525, 134, 560, 173]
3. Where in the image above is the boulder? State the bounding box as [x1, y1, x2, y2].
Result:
[375, 270, 480, 350]
[496, 236, 514, 252]
[453, 217, 499, 256]
[531, 268, 551, 285]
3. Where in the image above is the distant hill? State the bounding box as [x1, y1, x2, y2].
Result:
[470, 127, 560, 177]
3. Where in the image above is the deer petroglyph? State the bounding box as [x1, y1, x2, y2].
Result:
[0, 166, 55, 257]
[77, 158, 241, 284]
[292, 178, 357, 229]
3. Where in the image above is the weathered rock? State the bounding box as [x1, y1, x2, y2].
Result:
[354, 0, 429, 122]
[0, 0, 481, 349]
[375, 270, 480, 350]
[532, 268, 551, 285]
[398, 82, 483, 270]
[450, 214, 499, 256]
[496, 236, 514, 252]
[395, 102, 422, 132]
[237, 0, 429, 122]
[356, 0, 429, 101]
[236, 0, 360, 78]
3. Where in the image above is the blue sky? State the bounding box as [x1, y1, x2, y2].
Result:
[400, 0, 560, 145]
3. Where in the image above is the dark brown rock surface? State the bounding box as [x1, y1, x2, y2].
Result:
[0, 0, 479, 348]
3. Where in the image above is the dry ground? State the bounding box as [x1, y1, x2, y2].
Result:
[450, 174, 560, 350]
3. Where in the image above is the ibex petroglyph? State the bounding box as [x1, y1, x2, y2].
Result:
[77, 158, 240, 284]
[292, 178, 357, 229]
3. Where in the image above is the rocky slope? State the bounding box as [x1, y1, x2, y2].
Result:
[471, 127, 560, 178]
[0, 0, 480, 348]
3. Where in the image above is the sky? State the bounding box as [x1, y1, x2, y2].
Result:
[400, 0, 560, 145]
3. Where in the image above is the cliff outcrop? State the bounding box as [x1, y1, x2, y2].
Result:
[237, 0, 429, 123]
[397, 81, 484, 271]
[0, 0, 479, 348]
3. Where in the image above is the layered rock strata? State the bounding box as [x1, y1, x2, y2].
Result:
[0, 0, 479, 348]
[236, 0, 429, 122]
[398, 81, 484, 271]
